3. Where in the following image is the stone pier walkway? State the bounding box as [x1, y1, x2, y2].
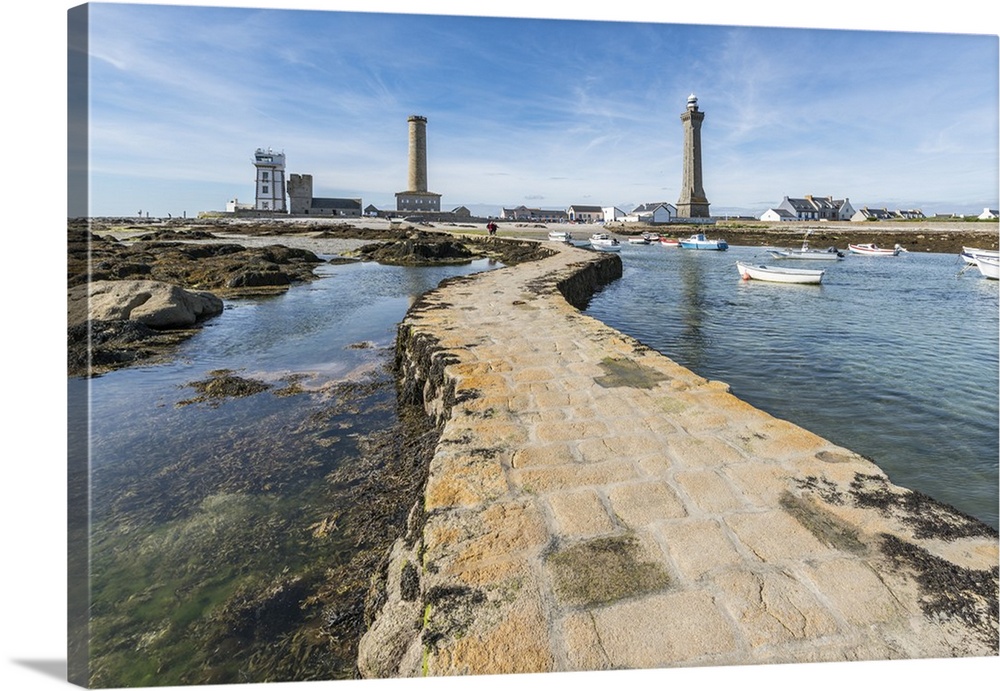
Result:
[358, 239, 998, 677]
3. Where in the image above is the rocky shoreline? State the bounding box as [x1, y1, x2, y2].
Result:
[67, 216, 997, 377]
[66, 220, 552, 377]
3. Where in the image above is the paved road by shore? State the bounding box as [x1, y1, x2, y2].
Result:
[358, 237, 998, 677]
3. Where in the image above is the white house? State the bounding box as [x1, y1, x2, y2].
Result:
[626, 202, 676, 224]
[851, 207, 897, 222]
[602, 206, 626, 222]
[978, 207, 999, 220]
[776, 195, 855, 221]
[226, 197, 253, 213]
[567, 205, 604, 223]
[760, 208, 796, 222]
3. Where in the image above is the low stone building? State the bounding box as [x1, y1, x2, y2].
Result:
[501, 206, 570, 223]
[287, 173, 361, 217]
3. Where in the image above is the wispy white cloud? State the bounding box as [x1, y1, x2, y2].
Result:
[82, 3, 998, 216]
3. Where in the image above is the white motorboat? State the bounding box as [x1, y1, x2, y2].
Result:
[975, 255, 1000, 280]
[736, 261, 825, 284]
[627, 236, 650, 245]
[679, 233, 728, 251]
[960, 246, 1000, 265]
[548, 230, 573, 242]
[642, 232, 661, 243]
[767, 233, 844, 260]
[589, 233, 622, 251]
[848, 243, 906, 256]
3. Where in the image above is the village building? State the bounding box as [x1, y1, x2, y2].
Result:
[850, 207, 925, 221]
[602, 206, 626, 222]
[226, 197, 253, 213]
[499, 206, 569, 222]
[626, 202, 676, 224]
[851, 207, 896, 221]
[773, 195, 855, 221]
[759, 207, 797, 222]
[567, 205, 604, 223]
[287, 174, 361, 217]
[979, 207, 1000, 220]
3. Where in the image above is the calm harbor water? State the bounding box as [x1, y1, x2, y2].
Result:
[71, 252, 501, 686]
[69, 236, 997, 684]
[584, 241, 999, 529]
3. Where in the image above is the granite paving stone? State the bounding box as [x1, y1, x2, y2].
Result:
[358, 237, 999, 679]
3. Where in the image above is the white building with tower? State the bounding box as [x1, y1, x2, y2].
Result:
[253, 148, 287, 212]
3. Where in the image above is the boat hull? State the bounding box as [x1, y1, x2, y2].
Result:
[767, 249, 843, 260]
[848, 243, 903, 256]
[736, 261, 824, 284]
[976, 256, 1000, 279]
[679, 233, 728, 251]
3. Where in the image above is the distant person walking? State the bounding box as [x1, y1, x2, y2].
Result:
[487, 221, 497, 236]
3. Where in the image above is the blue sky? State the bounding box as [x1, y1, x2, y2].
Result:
[75, 2, 999, 218]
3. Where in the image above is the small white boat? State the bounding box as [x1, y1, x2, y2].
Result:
[960, 246, 1000, 265]
[848, 243, 905, 256]
[768, 246, 844, 260]
[589, 233, 622, 251]
[642, 232, 661, 243]
[975, 255, 1000, 280]
[548, 230, 573, 242]
[679, 233, 728, 251]
[736, 261, 825, 284]
[659, 237, 680, 248]
[767, 233, 844, 260]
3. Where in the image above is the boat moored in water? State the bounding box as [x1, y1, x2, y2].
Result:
[767, 233, 844, 260]
[547, 230, 573, 243]
[659, 237, 680, 247]
[960, 246, 1000, 265]
[767, 246, 844, 260]
[589, 233, 622, 251]
[679, 233, 728, 251]
[975, 255, 1000, 280]
[736, 261, 825, 284]
[848, 243, 906, 256]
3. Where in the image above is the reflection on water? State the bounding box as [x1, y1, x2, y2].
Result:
[73, 257, 498, 687]
[586, 243, 999, 529]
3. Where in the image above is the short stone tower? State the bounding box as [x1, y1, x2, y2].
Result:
[676, 95, 710, 218]
[287, 173, 313, 214]
[253, 148, 286, 212]
[396, 115, 442, 212]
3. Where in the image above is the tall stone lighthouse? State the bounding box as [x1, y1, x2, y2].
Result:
[676, 94, 710, 219]
[396, 115, 442, 213]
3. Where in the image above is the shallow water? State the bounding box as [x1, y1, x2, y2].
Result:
[585, 242, 999, 529]
[71, 255, 500, 686]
